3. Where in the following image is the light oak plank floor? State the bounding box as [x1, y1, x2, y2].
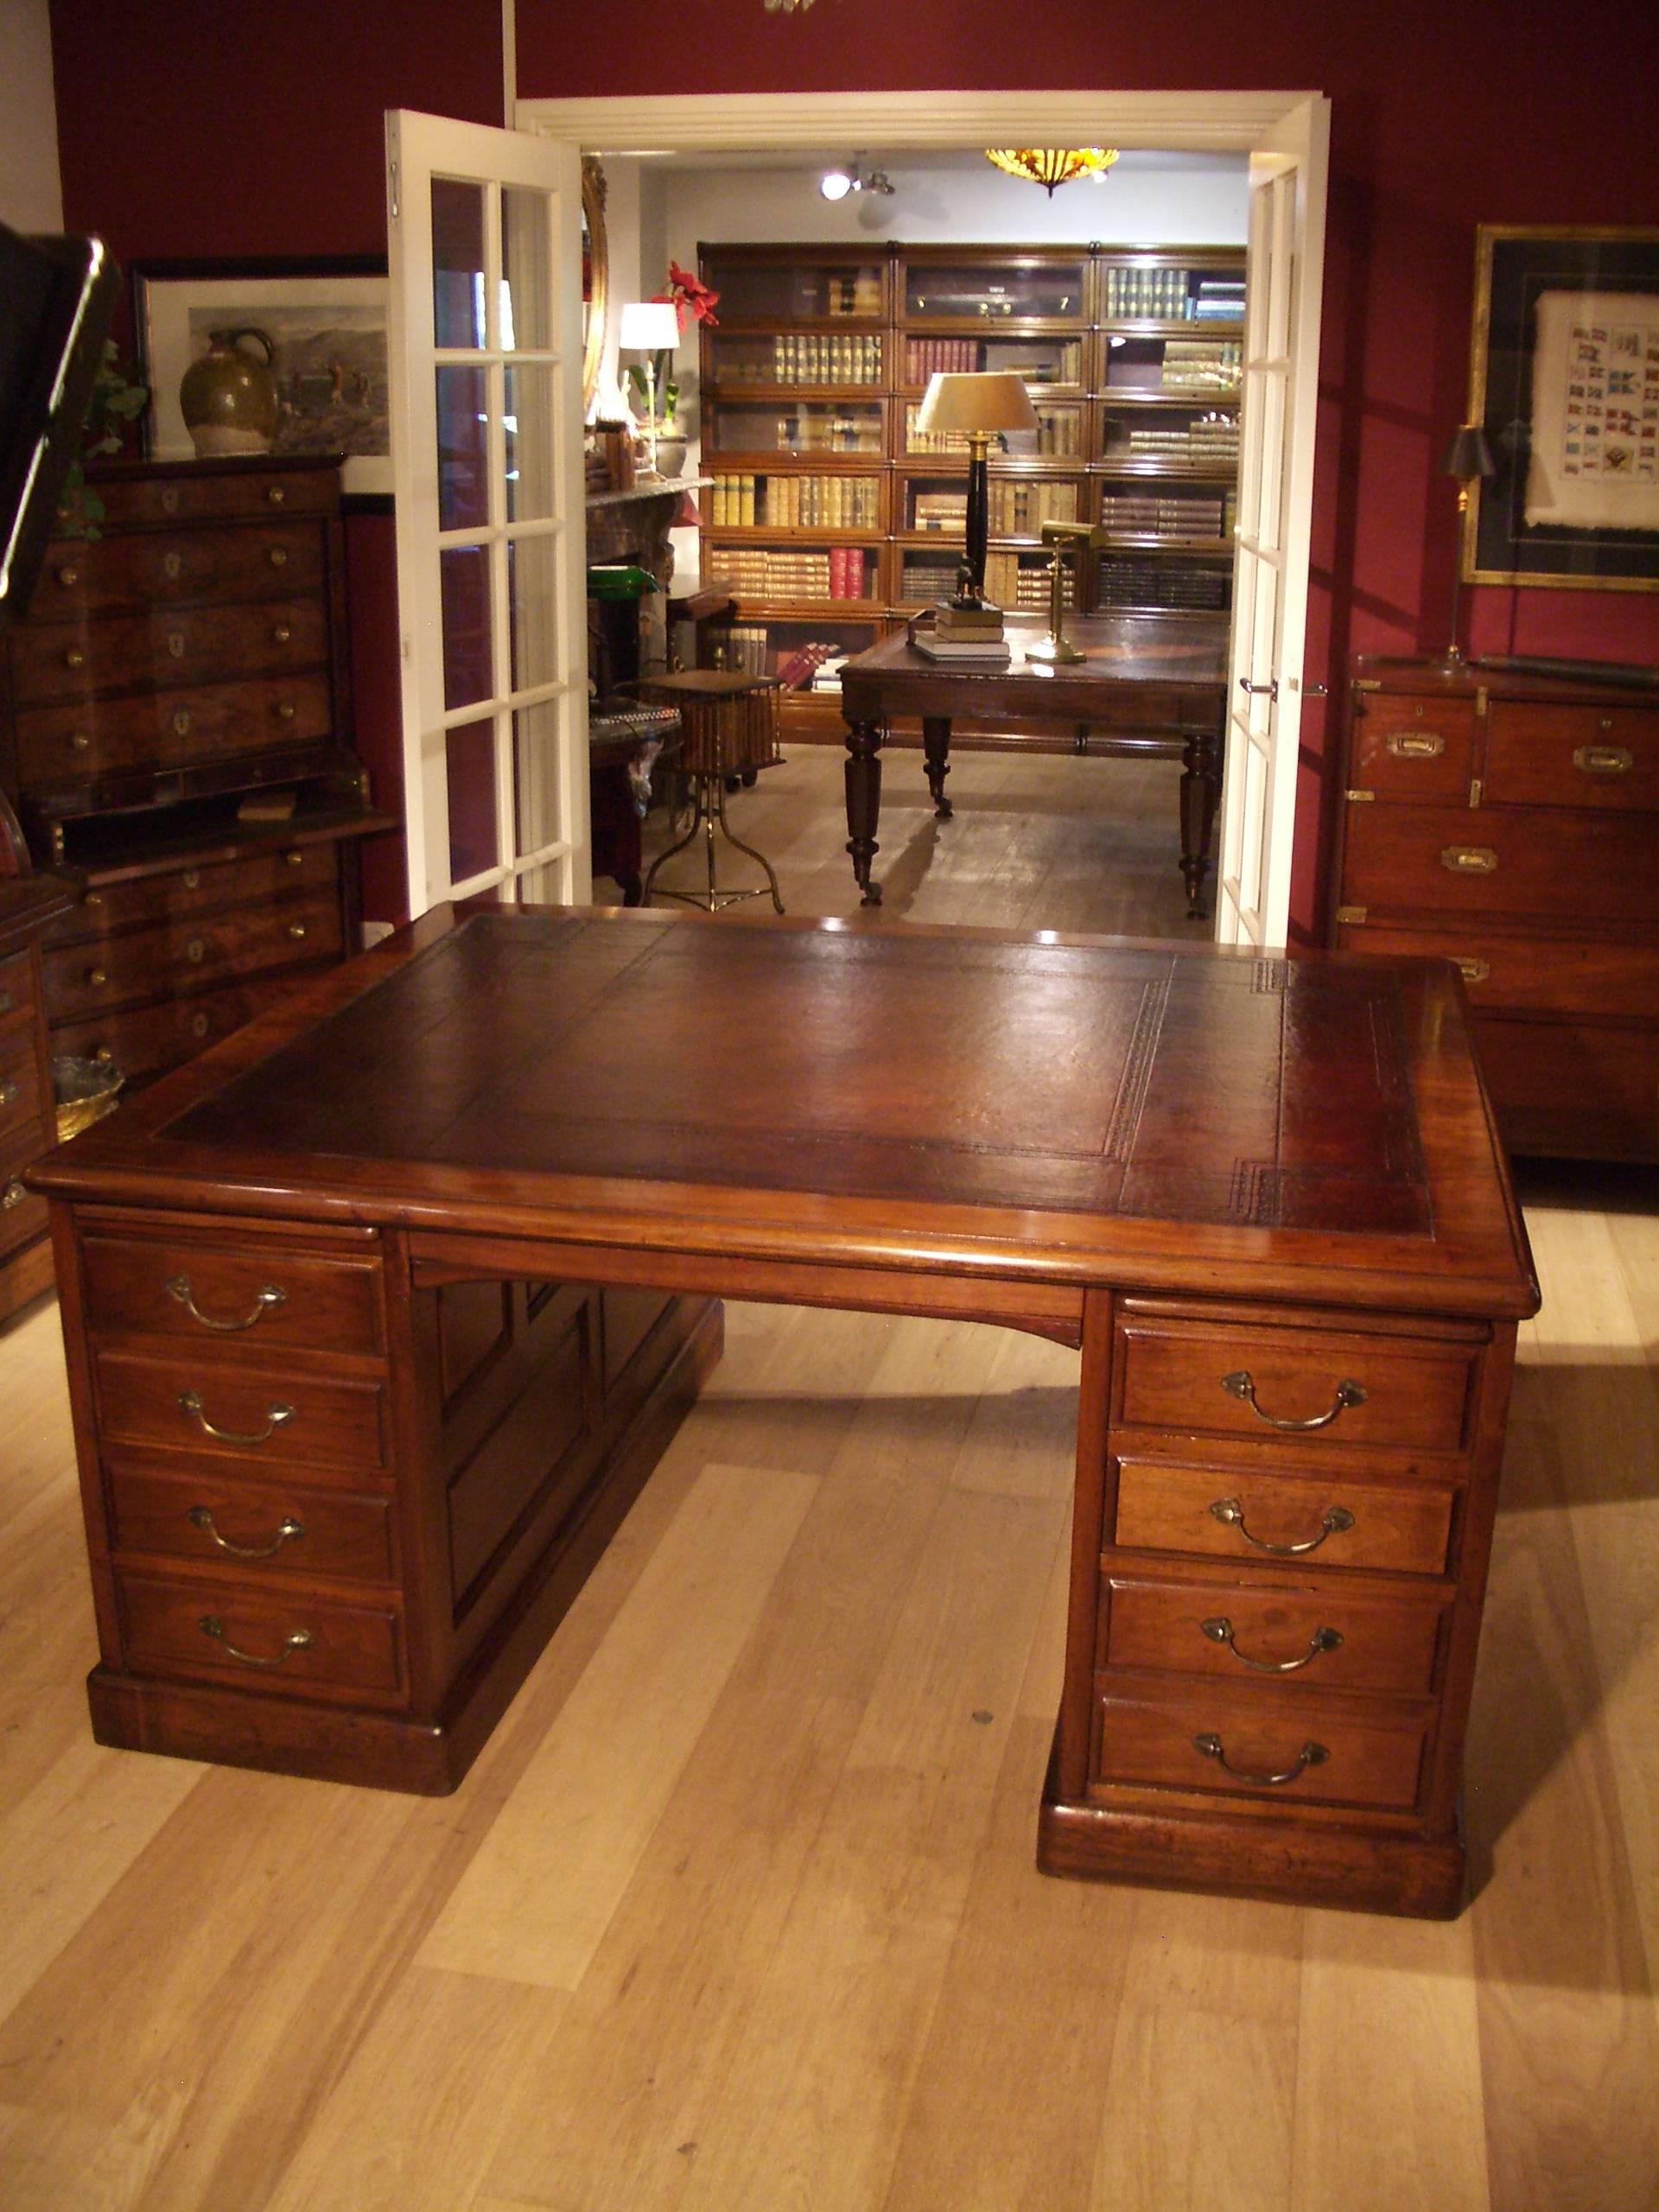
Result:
[2, 752, 1656, 2210]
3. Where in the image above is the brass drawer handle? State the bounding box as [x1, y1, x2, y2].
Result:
[276, 701, 296, 719]
[1456, 957, 1490, 984]
[173, 710, 192, 736]
[267, 483, 286, 504]
[189, 1013, 210, 1040]
[86, 966, 107, 988]
[284, 849, 304, 867]
[1440, 845, 1497, 874]
[0, 1078, 18, 1109]
[163, 552, 181, 581]
[2, 1179, 25, 1211]
[56, 563, 79, 588]
[167, 632, 186, 658]
[1192, 1733, 1329, 1788]
[1200, 1617, 1343, 1674]
[187, 938, 207, 963]
[63, 646, 86, 670]
[165, 1274, 287, 1331]
[268, 545, 289, 568]
[1219, 1370, 1366, 1430]
[1208, 1496, 1356, 1555]
[1573, 744, 1634, 775]
[188, 1505, 305, 1559]
[69, 731, 91, 752]
[92, 1043, 112, 1061]
[178, 1389, 295, 1445]
[1386, 730, 1445, 759]
[181, 868, 200, 889]
[198, 1615, 314, 1668]
[271, 623, 292, 644]
[286, 921, 308, 940]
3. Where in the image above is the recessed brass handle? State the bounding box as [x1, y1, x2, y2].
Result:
[198, 1615, 314, 1668]
[1386, 730, 1445, 759]
[178, 1390, 295, 1445]
[1456, 956, 1491, 984]
[1192, 1733, 1328, 1787]
[1219, 1370, 1367, 1430]
[1441, 845, 1497, 874]
[2, 1180, 25, 1211]
[286, 921, 308, 940]
[1200, 1617, 1344, 1674]
[188, 1506, 305, 1558]
[1208, 1496, 1356, 1555]
[1573, 744, 1634, 775]
[164, 1274, 287, 1331]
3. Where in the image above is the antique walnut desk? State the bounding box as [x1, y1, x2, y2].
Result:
[31, 907, 1538, 1918]
[838, 612, 1230, 915]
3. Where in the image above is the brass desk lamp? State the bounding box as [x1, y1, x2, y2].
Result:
[1027, 519, 1110, 664]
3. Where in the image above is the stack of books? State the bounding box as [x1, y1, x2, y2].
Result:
[910, 598, 1011, 664]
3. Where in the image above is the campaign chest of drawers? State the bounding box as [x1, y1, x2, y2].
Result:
[0, 861, 75, 1323]
[0, 456, 395, 1092]
[1329, 655, 1658, 1160]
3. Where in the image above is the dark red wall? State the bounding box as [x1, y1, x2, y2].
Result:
[48, 0, 1659, 935]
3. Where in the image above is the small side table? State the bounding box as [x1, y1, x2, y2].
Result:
[635, 671, 786, 913]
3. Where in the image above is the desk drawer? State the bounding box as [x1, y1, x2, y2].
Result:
[1115, 1313, 1477, 1454]
[115, 1567, 404, 1700]
[95, 1350, 389, 1475]
[10, 597, 328, 706]
[81, 1230, 385, 1356]
[1112, 1457, 1457, 1578]
[15, 672, 334, 787]
[1099, 1572, 1447, 1696]
[106, 1464, 396, 1585]
[48, 842, 338, 944]
[1484, 700, 1659, 812]
[1094, 1683, 1429, 1812]
[42, 889, 340, 1020]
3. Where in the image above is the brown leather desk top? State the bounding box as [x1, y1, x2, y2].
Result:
[32, 906, 1538, 1319]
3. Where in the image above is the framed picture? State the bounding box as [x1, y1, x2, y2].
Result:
[1465, 226, 1659, 591]
[131, 256, 391, 509]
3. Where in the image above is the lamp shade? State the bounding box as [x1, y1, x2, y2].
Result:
[1441, 424, 1497, 479]
[619, 301, 680, 353]
[914, 370, 1039, 439]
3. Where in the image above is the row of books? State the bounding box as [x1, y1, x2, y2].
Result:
[1160, 340, 1243, 393]
[982, 552, 1077, 610]
[1098, 493, 1227, 537]
[709, 548, 872, 601]
[1101, 267, 1243, 320]
[755, 413, 884, 454]
[708, 473, 881, 529]
[1096, 559, 1230, 610]
[1120, 422, 1243, 465]
[714, 335, 885, 386]
[902, 338, 1083, 385]
[903, 404, 1084, 456]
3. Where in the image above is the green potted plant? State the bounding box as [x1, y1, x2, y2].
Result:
[57, 340, 149, 539]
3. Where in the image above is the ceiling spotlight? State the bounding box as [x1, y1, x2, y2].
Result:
[820, 156, 894, 202]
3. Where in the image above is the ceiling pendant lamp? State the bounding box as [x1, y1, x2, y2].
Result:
[983, 147, 1120, 194]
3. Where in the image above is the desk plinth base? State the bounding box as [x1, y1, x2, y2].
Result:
[1037, 1743, 1467, 1920]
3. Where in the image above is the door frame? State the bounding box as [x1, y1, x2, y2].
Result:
[516, 88, 1332, 938]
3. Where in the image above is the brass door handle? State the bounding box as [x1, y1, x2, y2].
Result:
[1441, 845, 1497, 874]
[1201, 1618, 1344, 1674]
[1573, 744, 1634, 775]
[178, 1390, 295, 1445]
[1208, 1496, 1356, 1555]
[198, 1615, 314, 1668]
[188, 1506, 305, 1558]
[164, 1274, 287, 1331]
[1192, 1733, 1329, 1787]
[1219, 1370, 1366, 1429]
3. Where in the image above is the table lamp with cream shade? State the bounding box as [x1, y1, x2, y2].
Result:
[914, 370, 1039, 604]
[619, 299, 681, 475]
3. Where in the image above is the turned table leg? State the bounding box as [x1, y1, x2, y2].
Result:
[922, 715, 954, 819]
[844, 716, 884, 905]
[1179, 723, 1224, 917]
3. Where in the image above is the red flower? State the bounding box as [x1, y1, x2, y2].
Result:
[658, 261, 720, 335]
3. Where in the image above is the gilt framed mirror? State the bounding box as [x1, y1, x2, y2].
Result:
[582, 156, 608, 417]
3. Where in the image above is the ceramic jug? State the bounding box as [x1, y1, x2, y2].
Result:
[179, 326, 279, 457]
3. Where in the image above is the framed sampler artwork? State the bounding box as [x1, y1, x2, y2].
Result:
[1464, 225, 1659, 592]
[130, 256, 391, 510]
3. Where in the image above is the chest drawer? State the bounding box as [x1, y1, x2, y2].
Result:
[10, 596, 328, 707]
[81, 1229, 385, 1355]
[0, 1029, 44, 1146]
[85, 467, 337, 532]
[1112, 1457, 1458, 1578]
[1350, 690, 1478, 799]
[29, 522, 325, 620]
[1093, 1682, 1429, 1812]
[1099, 1572, 1447, 1696]
[42, 888, 341, 1020]
[1115, 1313, 1478, 1455]
[49, 965, 328, 1083]
[106, 1464, 395, 1585]
[114, 1567, 404, 1701]
[94, 1349, 390, 1476]
[1331, 919, 1659, 1022]
[15, 673, 334, 789]
[48, 842, 339, 945]
[1340, 802, 1659, 925]
[1484, 700, 1659, 812]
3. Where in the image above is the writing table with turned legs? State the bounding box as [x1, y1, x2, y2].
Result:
[31, 906, 1537, 1916]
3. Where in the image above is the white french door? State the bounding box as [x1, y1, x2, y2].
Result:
[385, 108, 590, 918]
[1215, 96, 1330, 949]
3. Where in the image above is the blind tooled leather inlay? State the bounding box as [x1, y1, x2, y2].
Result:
[162, 913, 1433, 1235]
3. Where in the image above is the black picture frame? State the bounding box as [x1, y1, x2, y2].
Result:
[1464, 226, 1659, 592]
[130, 254, 392, 512]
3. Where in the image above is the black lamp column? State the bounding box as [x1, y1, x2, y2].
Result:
[1440, 424, 1497, 663]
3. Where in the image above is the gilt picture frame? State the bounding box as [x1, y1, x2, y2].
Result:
[1464, 225, 1659, 592]
[131, 256, 392, 511]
